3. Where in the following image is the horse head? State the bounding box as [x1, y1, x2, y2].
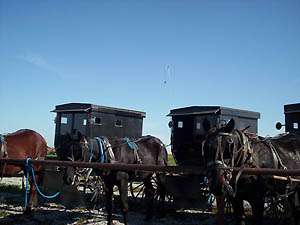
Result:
[57, 132, 84, 185]
[203, 118, 240, 197]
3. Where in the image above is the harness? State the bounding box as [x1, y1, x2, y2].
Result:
[85, 137, 115, 163]
[123, 137, 142, 164]
[207, 129, 290, 197]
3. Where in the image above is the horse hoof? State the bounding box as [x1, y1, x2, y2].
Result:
[144, 215, 153, 221]
[23, 207, 32, 215]
[158, 212, 166, 218]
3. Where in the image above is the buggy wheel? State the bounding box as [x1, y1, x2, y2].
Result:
[129, 174, 173, 204]
[86, 175, 106, 209]
[264, 193, 295, 225]
[129, 181, 146, 201]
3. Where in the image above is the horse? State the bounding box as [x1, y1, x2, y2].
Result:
[57, 132, 168, 225]
[0, 129, 48, 213]
[202, 118, 300, 225]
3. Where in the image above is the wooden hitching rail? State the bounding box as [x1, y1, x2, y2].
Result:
[1, 158, 300, 177]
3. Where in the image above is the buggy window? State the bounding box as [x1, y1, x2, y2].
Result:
[178, 121, 183, 128]
[61, 117, 68, 124]
[94, 117, 102, 125]
[294, 122, 299, 129]
[115, 119, 123, 127]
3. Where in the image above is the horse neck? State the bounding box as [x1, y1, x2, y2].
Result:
[230, 129, 253, 167]
[237, 132, 280, 169]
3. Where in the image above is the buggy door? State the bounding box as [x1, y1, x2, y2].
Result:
[60, 113, 73, 136]
[73, 113, 88, 136]
[173, 116, 194, 144]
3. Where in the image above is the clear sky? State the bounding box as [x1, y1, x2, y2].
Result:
[0, 0, 299, 146]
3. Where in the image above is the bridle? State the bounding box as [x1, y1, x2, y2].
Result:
[204, 129, 254, 197]
[0, 134, 8, 179]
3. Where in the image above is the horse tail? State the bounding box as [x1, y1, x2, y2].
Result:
[47, 146, 56, 155]
[155, 138, 168, 166]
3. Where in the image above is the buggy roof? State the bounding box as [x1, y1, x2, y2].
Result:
[167, 106, 260, 119]
[284, 103, 300, 114]
[52, 103, 146, 118]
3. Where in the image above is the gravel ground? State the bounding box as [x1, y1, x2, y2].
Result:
[0, 178, 220, 225]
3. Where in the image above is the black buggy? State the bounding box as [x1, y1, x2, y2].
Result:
[166, 106, 260, 209]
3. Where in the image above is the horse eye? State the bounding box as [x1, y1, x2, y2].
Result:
[227, 138, 233, 144]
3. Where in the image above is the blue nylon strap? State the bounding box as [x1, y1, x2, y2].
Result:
[24, 158, 60, 208]
[0, 134, 4, 145]
[124, 137, 138, 151]
[88, 140, 94, 162]
[95, 137, 105, 163]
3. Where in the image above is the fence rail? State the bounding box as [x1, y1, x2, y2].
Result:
[1, 158, 300, 177]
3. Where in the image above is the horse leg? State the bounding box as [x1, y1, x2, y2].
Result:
[116, 172, 129, 225]
[249, 195, 264, 225]
[24, 177, 38, 214]
[157, 173, 166, 218]
[144, 175, 154, 221]
[216, 196, 225, 225]
[104, 179, 114, 225]
[231, 198, 246, 225]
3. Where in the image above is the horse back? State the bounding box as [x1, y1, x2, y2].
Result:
[5, 129, 47, 159]
[271, 133, 300, 169]
[110, 135, 168, 166]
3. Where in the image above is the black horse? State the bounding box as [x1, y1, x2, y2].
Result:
[57, 133, 168, 225]
[202, 118, 300, 225]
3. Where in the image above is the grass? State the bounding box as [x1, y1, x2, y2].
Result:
[167, 154, 176, 166]
[0, 211, 10, 217]
[46, 152, 57, 159]
[0, 183, 22, 193]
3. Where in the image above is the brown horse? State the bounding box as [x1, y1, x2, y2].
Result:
[57, 133, 168, 225]
[0, 129, 48, 213]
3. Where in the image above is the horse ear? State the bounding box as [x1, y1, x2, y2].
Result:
[77, 131, 83, 140]
[203, 118, 211, 132]
[224, 119, 235, 133]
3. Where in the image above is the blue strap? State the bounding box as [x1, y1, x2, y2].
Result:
[0, 134, 4, 145]
[24, 158, 60, 208]
[124, 137, 138, 151]
[95, 137, 105, 163]
[88, 140, 94, 162]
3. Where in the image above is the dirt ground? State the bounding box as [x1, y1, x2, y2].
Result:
[0, 177, 220, 225]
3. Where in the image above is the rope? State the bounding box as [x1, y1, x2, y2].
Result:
[24, 158, 60, 208]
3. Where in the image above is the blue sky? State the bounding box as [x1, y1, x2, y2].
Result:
[0, 0, 299, 146]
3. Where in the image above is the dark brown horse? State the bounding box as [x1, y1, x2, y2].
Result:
[57, 133, 168, 225]
[203, 119, 300, 225]
[0, 129, 48, 213]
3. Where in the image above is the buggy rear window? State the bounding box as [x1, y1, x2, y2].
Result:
[61, 117, 68, 124]
[94, 117, 102, 125]
[115, 119, 123, 127]
[294, 122, 299, 129]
